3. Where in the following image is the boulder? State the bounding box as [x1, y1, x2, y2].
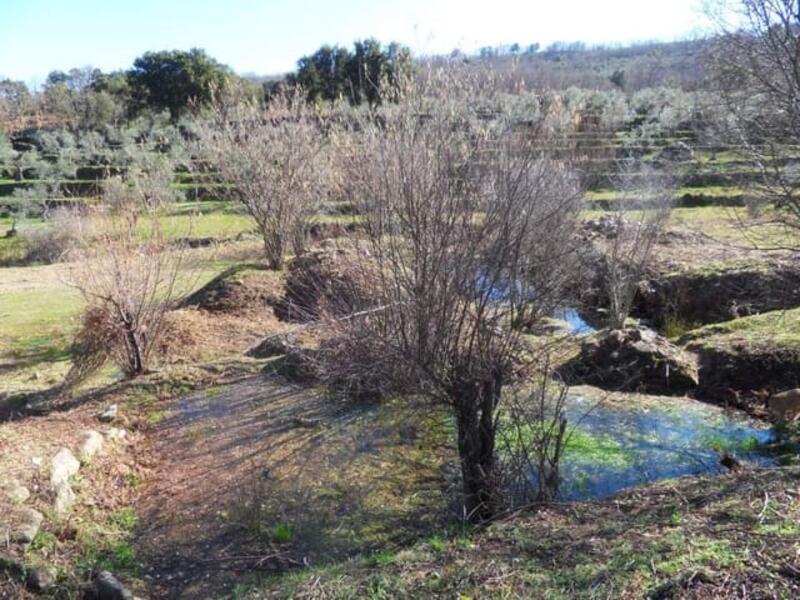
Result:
[571, 327, 699, 394]
[97, 404, 118, 423]
[53, 480, 75, 514]
[50, 448, 79, 487]
[0, 479, 30, 504]
[88, 571, 134, 600]
[246, 334, 294, 358]
[27, 565, 58, 592]
[0, 506, 43, 545]
[77, 430, 105, 462]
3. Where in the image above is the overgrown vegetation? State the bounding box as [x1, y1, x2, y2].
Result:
[3, 2, 800, 597]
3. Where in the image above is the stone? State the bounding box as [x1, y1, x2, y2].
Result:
[571, 326, 699, 395]
[50, 448, 79, 487]
[0, 479, 30, 503]
[105, 427, 127, 442]
[97, 404, 119, 423]
[584, 215, 627, 238]
[0, 507, 43, 545]
[0, 554, 25, 579]
[246, 334, 293, 358]
[77, 430, 105, 461]
[90, 571, 134, 600]
[53, 480, 75, 514]
[27, 565, 58, 591]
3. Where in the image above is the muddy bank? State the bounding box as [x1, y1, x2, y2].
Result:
[633, 261, 800, 328]
[678, 308, 800, 409]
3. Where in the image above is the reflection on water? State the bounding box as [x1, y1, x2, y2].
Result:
[544, 393, 776, 501]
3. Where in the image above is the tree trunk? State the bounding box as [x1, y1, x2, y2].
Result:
[263, 231, 285, 270]
[452, 373, 502, 522]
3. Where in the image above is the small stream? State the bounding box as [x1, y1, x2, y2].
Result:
[549, 391, 778, 501]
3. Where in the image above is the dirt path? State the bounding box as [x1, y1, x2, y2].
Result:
[135, 375, 332, 599]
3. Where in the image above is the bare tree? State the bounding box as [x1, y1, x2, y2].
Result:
[600, 160, 673, 329]
[65, 215, 186, 379]
[193, 86, 328, 269]
[707, 0, 800, 240]
[315, 79, 583, 521]
[64, 165, 191, 383]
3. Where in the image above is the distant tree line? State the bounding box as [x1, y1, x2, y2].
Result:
[282, 39, 413, 105]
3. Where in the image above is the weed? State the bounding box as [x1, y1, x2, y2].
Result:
[109, 508, 138, 532]
[26, 531, 58, 557]
[146, 410, 167, 425]
[271, 523, 294, 544]
[428, 535, 446, 553]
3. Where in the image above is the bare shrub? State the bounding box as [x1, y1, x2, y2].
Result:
[315, 76, 583, 521]
[193, 86, 328, 269]
[64, 207, 191, 383]
[21, 207, 95, 263]
[601, 160, 673, 329]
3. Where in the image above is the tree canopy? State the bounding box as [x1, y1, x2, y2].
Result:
[127, 48, 232, 120]
[286, 39, 413, 105]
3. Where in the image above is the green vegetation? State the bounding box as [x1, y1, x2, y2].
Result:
[680, 307, 800, 352]
[265, 468, 800, 598]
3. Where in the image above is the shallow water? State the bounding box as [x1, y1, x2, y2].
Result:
[553, 307, 596, 334]
[548, 392, 777, 501]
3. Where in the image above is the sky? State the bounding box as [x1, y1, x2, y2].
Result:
[0, 0, 708, 86]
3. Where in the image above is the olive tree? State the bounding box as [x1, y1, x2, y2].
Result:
[315, 81, 583, 521]
[193, 87, 327, 269]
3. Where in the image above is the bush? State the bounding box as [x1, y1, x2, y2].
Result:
[21, 208, 94, 263]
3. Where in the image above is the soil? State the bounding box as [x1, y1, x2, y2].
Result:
[134, 376, 331, 599]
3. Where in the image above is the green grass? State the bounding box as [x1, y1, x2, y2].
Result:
[263, 467, 800, 599]
[564, 429, 634, 468]
[679, 307, 800, 352]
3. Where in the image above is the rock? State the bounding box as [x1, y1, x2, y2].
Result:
[584, 215, 627, 238]
[246, 334, 294, 358]
[105, 427, 127, 442]
[0, 554, 25, 580]
[27, 565, 58, 591]
[53, 480, 75, 514]
[570, 327, 699, 394]
[89, 571, 134, 600]
[77, 430, 105, 461]
[720, 452, 742, 471]
[0, 507, 43, 545]
[97, 404, 118, 423]
[0, 479, 30, 503]
[50, 448, 79, 487]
